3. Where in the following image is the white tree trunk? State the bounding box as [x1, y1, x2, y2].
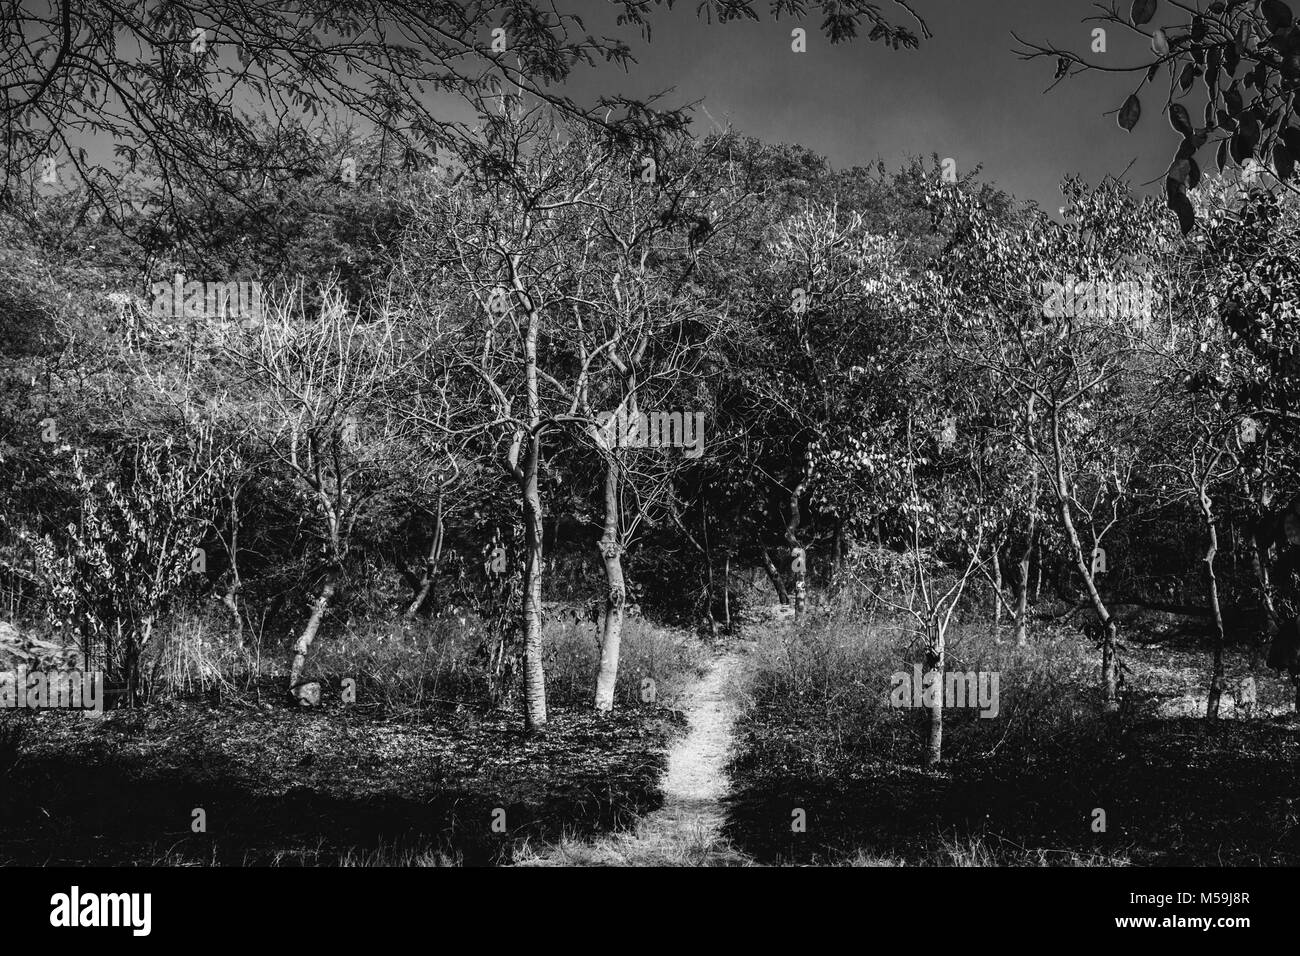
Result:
[520, 434, 547, 731]
[288, 572, 338, 690]
[594, 462, 625, 713]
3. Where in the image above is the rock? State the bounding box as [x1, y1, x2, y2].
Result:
[291, 682, 322, 707]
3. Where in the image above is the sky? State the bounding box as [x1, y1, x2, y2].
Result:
[33, 0, 1184, 215]
[549, 0, 1181, 211]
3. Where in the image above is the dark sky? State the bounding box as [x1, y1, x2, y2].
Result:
[43, 0, 1181, 214]
[555, 0, 1178, 211]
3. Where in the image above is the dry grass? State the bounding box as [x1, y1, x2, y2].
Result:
[725, 596, 1300, 866]
[513, 816, 751, 867]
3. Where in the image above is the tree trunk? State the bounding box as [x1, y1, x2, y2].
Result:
[405, 504, 444, 620]
[124, 641, 140, 709]
[593, 460, 625, 713]
[483, 562, 520, 710]
[1031, 536, 1043, 603]
[761, 548, 790, 604]
[723, 550, 731, 632]
[703, 498, 718, 636]
[1050, 407, 1118, 714]
[1013, 547, 1032, 646]
[1201, 486, 1222, 717]
[223, 490, 243, 646]
[1250, 523, 1280, 640]
[1100, 618, 1119, 712]
[288, 571, 338, 690]
[124, 617, 153, 707]
[1015, 407, 1040, 647]
[520, 433, 547, 731]
[992, 546, 1004, 634]
[222, 586, 242, 646]
[924, 618, 944, 769]
[786, 461, 812, 618]
[512, 272, 549, 733]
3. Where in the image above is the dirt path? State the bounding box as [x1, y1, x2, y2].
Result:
[516, 644, 749, 866]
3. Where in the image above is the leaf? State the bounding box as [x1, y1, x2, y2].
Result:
[1206, 46, 1222, 88]
[1274, 140, 1296, 180]
[1217, 137, 1230, 172]
[1281, 126, 1300, 157]
[1166, 178, 1195, 233]
[1168, 156, 1199, 187]
[1118, 94, 1142, 131]
[1231, 130, 1251, 164]
[1263, 0, 1293, 30]
[1176, 130, 1208, 157]
[1152, 27, 1171, 55]
[1179, 62, 1197, 90]
[1168, 102, 1194, 135]
[1225, 84, 1243, 115]
[1231, 117, 1260, 162]
[1131, 0, 1158, 25]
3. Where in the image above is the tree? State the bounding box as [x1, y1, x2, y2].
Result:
[220, 280, 442, 695]
[1181, 179, 1300, 700]
[2, 0, 930, 230]
[1156, 393, 1240, 717]
[24, 428, 229, 703]
[409, 103, 661, 731]
[932, 175, 1177, 714]
[1017, 0, 1300, 233]
[571, 131, 730, 710]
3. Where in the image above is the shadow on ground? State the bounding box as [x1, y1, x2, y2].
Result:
[726, 706, 1300, 866]
[0, 695, 683, 866]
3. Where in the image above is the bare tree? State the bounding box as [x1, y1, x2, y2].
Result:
[412, 104, 657, 730]
[571, 134, 730, 710]
[853, 408, 991, 769]
[224, 281, 441, 696]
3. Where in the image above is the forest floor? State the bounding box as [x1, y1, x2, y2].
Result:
[724, 606, 1300, 866]
[516, 642, 750, 866]
[0, 609, 721, 865]
[0, 685, 685, 865]
[5, 601, 1298, 866]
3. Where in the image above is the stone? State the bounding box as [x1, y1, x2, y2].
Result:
[291, 682, 322, 707]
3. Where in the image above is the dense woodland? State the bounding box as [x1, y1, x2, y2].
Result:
[3, 0, 1300, 866]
